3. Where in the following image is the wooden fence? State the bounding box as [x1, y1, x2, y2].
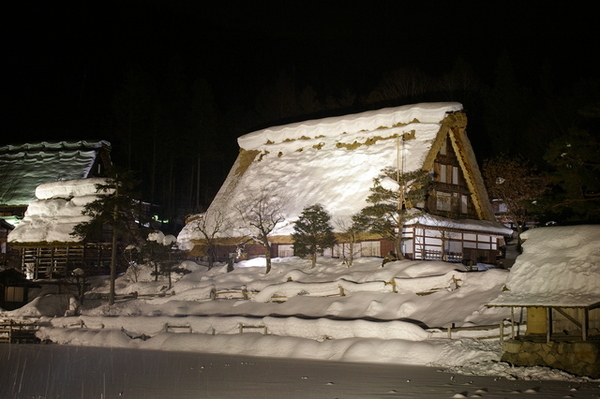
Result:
[0, 320, 40, 343]
[429, 320, 525, 341]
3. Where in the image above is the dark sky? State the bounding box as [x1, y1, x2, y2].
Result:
[4, 2, 598, 151]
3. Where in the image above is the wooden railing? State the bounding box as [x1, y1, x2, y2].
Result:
[0, 320, 40, 343]
[428, 320, 525, 341]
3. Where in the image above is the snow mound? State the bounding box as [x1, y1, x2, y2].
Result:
[8, 178, 111, 243]
[35, 177, 112, 200]
[490, 225, 600, 307]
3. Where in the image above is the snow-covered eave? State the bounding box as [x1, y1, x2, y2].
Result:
[488, 295, 600, 309]
[409, 213, 513, 236]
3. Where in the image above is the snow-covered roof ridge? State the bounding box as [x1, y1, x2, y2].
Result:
[0, 140, 110, 153]
[0, 140, 111, 206]
[238, 102, 463, 150]
[489, 225, 600, 307]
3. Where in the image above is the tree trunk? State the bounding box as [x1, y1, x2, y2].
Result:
[394, 234, 405, 260]
[109, 228, 117, 306]
[516, 224, 524, 254]
[348, 242, 354, 267]
[311, 252, 317, 268]
[265, 242, 272, 274]
[207, 245, 214, 270]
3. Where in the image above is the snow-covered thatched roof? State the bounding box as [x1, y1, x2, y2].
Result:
[179, 102, 502, 246]
[489, 225, 600, 308]
[8, 178, 112, 244]
[0, 140, 111, 207]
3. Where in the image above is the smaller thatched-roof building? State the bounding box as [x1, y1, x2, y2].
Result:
[488, 225, 600, 377]
[8, 178, 114, 279]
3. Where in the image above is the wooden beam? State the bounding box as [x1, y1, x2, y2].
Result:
[546, 307, 552, 343]
[554, 307, 582, 328]
[583, 308, 589, 341]
[511, 307, 515, 339]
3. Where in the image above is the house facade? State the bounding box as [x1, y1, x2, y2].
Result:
[178, 102, 511, 264]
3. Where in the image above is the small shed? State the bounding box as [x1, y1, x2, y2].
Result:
[488, 225, 600, 377]
[0, 219, 15, 267]
[7, 178, 115, 279]
[0, 268, 30, 310]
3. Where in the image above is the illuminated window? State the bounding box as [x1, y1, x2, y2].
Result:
[436, 191, 451, 211]
[440, 164, 447, 183]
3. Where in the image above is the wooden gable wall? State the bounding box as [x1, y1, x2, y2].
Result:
[427, 134, 478, 219]
[422, 112, 495, 221]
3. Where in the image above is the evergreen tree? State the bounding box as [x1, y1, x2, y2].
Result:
[544, 129, 600, 222]
[292, 204, 336, 268]
[71, 168, 145, 306]
[358, 167, 430, 261]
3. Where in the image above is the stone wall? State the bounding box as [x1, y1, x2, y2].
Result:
[502, 338, 600, 378]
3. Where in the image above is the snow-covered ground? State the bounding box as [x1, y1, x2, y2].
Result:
[1, 253, 596, 384]
[2, 224, 600, 395]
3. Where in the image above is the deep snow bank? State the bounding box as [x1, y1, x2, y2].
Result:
[490, 225, 600, 307]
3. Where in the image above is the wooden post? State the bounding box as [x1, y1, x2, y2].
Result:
[583, 308, 589, 341]
[546, 307, 552, 343]
[511, 307, 515, 339]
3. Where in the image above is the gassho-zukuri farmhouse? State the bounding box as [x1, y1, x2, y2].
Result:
[178, 102, 512, 264]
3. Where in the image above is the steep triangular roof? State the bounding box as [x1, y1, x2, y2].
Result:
[0, 140, 111, 207]
[179, 102, 500, 244]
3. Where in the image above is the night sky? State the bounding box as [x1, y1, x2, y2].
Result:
[4, 1, 599, 222]
[6, 2, 596, 137]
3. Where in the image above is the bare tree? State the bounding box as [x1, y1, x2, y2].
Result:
[334, 216, 365, 267]
[366, 67, 436, 105]
[483, 154, 550, 252]
[192, 210, 231, 270]
[236, 191, 287, 274]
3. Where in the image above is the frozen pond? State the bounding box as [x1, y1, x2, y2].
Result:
[1, 344, 598, 398]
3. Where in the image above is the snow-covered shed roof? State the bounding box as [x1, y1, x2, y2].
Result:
[489, 225, 600, 308]
[179, 102, 498, 244]
[8, 178, 112, 244]
[0, 140, 111, 207]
